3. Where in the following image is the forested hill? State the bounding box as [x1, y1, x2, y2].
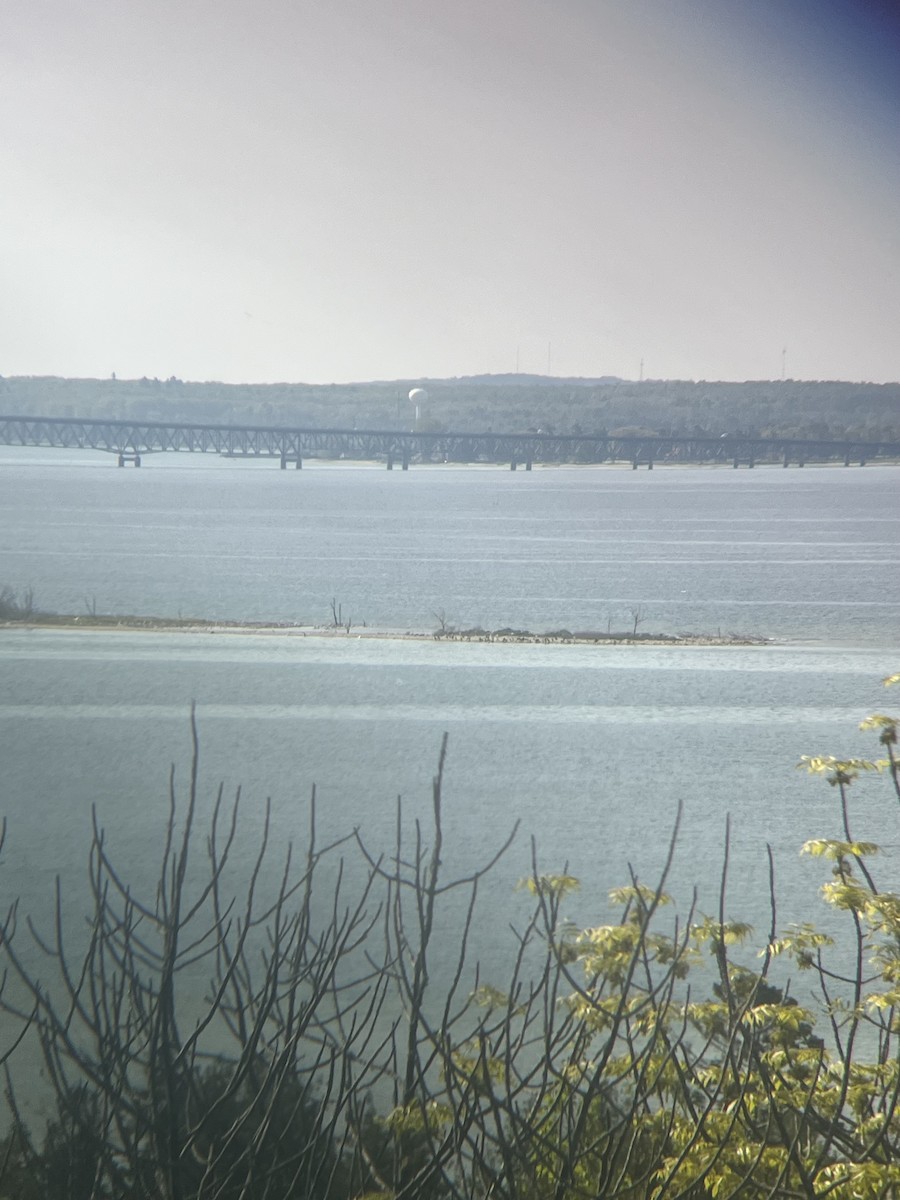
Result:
[2, 374, 899, 441]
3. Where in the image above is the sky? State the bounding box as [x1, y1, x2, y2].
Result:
[2, 0, 899, 385]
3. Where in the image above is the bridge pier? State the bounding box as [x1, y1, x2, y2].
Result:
[279, 453, 302, 469]
[525, 459, 532, 471]
[510, 458, 517, 470]
[3, 418, 896, 469]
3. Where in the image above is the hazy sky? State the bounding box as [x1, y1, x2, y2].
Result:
[2, 0, 899, 384]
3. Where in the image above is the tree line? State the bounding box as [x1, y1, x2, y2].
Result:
[1, 374, 899, 443]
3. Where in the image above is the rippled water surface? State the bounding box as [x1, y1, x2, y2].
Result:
[0, 450, 898, 1065]
[1, 447, 898, 642]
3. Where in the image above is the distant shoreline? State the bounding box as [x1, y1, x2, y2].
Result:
[0, 613, 771, 646]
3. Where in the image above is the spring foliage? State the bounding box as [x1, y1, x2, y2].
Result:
[0, 678, 897, 1198]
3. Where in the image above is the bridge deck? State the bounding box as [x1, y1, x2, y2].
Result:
[1, 414, 897, 468]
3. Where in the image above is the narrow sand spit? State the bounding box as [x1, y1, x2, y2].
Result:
[0, 615, 770, 646]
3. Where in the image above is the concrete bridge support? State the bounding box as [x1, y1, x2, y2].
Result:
[2, 416, 897, 470]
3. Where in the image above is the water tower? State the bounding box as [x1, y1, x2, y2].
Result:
[409, 387, 427, 429]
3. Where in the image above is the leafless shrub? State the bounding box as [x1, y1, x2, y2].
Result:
[0, 687, 898, 1197]
[0, 586, 36, 621]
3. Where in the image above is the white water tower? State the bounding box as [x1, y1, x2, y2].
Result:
[409, 387, 427, 427]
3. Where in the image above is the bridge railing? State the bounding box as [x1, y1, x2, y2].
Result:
[1, 415, 898, 467]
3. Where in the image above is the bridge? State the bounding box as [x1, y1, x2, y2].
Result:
[1, 414, 898, 469]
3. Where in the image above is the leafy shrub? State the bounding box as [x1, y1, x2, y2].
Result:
[0, 680, 897, 1198]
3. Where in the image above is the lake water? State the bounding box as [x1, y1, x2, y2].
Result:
[0, 449, 898, 1094]
[1, 446, 898, 642]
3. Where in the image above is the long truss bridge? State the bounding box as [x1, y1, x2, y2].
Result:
[1, 414, 898, 470]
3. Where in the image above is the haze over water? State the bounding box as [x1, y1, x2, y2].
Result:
[1, 448, 898, 644]
[0, 450, 898, 1056]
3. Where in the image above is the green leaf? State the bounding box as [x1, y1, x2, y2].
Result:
[802, 838, 880, 860]
[517, 872, 581, 897]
